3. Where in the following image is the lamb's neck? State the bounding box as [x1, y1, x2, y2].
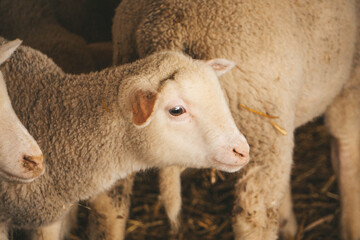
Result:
[44, 70, 131, 202]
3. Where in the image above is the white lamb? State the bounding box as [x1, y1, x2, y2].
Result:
[0, 39, 43, 183]
[0, 37, 249, 240]
[108, 0, 360, 239]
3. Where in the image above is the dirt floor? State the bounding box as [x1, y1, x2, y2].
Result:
[68, 117, 339, 240]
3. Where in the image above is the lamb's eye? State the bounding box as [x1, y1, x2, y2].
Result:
[169, 106, 186, 116]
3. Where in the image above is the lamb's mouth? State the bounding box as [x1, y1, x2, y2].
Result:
[0, 169, 43, 183]
[212, 159, 245, 171]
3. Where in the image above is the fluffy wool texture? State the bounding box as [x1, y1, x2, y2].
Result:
[109, 0, 360, 239]
[0, 0, 97, 73]
[0, 37, 243, 239]
[0, 38, 131, 229]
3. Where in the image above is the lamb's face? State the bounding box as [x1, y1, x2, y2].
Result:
[136, 58, 250, 172]
[0, 40, 44, 182]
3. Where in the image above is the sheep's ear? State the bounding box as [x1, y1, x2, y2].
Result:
[131, 90, 158, 127]
[0, 39, 22, 65]
[205, 58, 235, 76]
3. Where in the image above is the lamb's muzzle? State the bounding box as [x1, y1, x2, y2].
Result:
[211, 136, 250, 172]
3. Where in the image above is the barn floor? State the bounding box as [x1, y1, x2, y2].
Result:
[68, 117, 339, 240]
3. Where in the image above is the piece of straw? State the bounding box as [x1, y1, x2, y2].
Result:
[238, 103, 279, 119]
[303, 214, 334, 232]
[210, 169, 217, 184]
[238, 103, 287, 135]
[101, 99, 110, 112]
[238, 93, 287, 135]
[269, 119, 288, 136]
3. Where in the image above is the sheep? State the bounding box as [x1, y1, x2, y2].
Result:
[0, 39, 44, 183]
[110, 0, 360, 239]
[0, 37, 250, 240]
[0, 0, 98, 73]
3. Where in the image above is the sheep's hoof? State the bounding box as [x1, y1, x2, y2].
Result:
[279, 217, 297, 240]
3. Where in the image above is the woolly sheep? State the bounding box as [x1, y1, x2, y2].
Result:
[0, 0, 97, 73]
[0, 37, 250, 240]
[109, 0, 360, 239]
[0, 40, 44, 183]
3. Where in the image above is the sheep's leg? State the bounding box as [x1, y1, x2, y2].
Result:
[0, 222, 8, 240]
[88, 175, 134, 240]
[278, 184, 297, 239]
[326, 71, 360, 240]
[61, 204, 78, 238]
[232, 117, 294, 240]
[159, 166, 182, 231]
[29, 206, 77, 240]
[31, 220, 63, 240]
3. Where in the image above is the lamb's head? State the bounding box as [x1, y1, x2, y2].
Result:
[121, 52, 249, 173]
[0, 40, 44, 182]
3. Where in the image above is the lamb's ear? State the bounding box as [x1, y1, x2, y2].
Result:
[205, 58, 235, 76]
[0, 39, 22, 65]
[131, 90, 158, 127]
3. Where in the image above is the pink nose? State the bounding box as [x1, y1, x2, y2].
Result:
[232, 145, 250, 165]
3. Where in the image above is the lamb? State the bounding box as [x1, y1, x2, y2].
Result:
[0, 37, 250, 240]
[109, 0, 360, 239]
[0, 39, 44, 183]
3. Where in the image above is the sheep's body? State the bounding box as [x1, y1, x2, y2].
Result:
[110, 0, 360, 239]
[0, 37, 249, 240]
[0, 40, 44, 183]
[0, 0, 97, 73]
[113, 0, 356, 123]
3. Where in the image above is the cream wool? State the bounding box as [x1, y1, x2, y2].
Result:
[110, 0, 360, 239]
[0, 37, 249, 240]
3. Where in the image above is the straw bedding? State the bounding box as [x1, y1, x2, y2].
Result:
[66, 117, 339, 240]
